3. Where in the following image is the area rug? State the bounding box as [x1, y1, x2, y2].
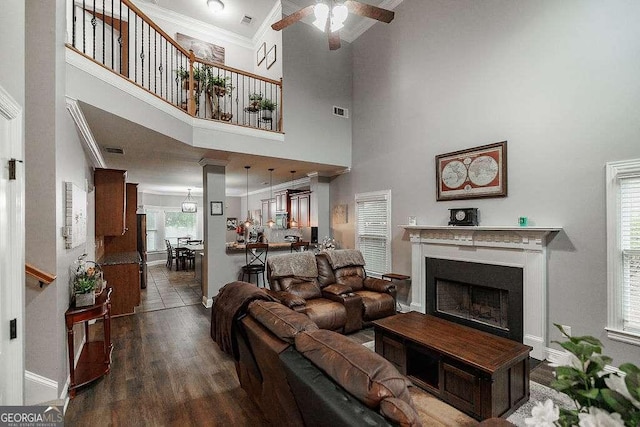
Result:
[506, 381, 575, 426]
[361, 340, 575, 426]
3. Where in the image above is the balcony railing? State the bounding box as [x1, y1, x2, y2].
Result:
[66, 0, 282, 132]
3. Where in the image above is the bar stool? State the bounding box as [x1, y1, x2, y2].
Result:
[241, 243, 269, 287]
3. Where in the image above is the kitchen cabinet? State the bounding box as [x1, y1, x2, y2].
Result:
[275, 191, 287, 212]
[104, 183, 138, 254]
[261, 198, 276, 224]
[95, 169, 127, 237]
[101, 253, 141, 316]
[288, 191, 311, 228]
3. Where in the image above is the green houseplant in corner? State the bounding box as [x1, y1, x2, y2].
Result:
[259, 98, 276, 121]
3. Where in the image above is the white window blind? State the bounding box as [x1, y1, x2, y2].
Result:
[620, 176, 640, 333]
[355, 191, 391, 277]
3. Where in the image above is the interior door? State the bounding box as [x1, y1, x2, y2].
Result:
[0, 86, 25, 405]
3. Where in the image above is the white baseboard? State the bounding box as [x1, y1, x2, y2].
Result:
[202, 296, 213, 308]
[59, 332, 87, 411]
[147, 259, 166, 266]
[544, 346, 621, 374]
[24, 371, 58, 405]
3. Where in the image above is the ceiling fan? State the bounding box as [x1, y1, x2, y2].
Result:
[271, 1, 395, 51]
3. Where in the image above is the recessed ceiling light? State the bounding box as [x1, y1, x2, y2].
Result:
[207, 0, 224, 13]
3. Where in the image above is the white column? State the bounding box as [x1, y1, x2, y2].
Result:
[309, 173, 330, 242]
[409, 231, 425, 313]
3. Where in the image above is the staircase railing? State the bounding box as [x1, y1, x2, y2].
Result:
[66, 0, 283, 132]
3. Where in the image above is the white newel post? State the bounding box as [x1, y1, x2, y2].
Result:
[404, 225, 561, 361]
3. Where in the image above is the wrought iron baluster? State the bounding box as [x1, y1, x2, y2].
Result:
[140, 19, 144, 87]
[134, 12, 137, 83]
[147, 24, 150, 90]
[111, 0, 114, 70]
[153, 29, 157, 94]
[92, 0, 96, 59]
[126, 5, 129, 78]
[102, 0, 105, 64]
[118, 0, 122, 75]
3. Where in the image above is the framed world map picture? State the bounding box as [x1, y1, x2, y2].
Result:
[435, 141, 507, 201]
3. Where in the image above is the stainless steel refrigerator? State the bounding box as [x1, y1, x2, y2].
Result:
[137, 214, 148, 289]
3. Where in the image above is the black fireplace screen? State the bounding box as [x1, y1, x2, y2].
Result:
[436, 280, 509, 331]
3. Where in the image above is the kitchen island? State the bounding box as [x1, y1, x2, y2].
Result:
[100, 251, 141, 316]
[225, 242, 309, 254]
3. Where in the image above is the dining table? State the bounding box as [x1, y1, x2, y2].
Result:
[174, 243, 204, 271]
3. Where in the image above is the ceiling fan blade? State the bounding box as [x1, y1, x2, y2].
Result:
[345, 0, 395, 24]
[329, 30, 341, 50]
[271, 5, 315, 31]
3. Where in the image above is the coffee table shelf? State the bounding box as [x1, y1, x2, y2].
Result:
[373, 312, 531, 420]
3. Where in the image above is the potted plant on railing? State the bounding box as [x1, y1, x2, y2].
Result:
[248, 92, 263, 112]
[207, 75, 233, 97]
[259, 98, 277, 121]
[176, 66, 203, 92]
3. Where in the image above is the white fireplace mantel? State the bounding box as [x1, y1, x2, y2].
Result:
[402, 225, 562, 360]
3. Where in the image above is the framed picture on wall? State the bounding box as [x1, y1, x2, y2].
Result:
[435, 141, 507, 201]
[266, 45, 277, 70]
[210, 201, 224, 215]
[176, 33, 225, 64]
[257, 42, 266, 66]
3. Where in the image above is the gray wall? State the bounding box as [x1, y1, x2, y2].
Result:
[0, 1, 24, 105]
[25, 0, 96, 393]
[331, 0, 640, 365]
[282, 22, 353, 166]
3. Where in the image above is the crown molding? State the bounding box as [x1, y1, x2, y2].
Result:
[130, 0, 255, 50]
[65, 97, 107, 169]
[252, 1, 283, 46]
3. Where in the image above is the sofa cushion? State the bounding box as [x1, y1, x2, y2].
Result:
[279, 277, 322, 300]
[379, 397, 422, 427]
[316, 253, 337, 287]
[334, 266, 366, 291]
[248, 301, 318, 344]
[355, 290, 396, 321]
[303, 299, 347, 331]
[295, 329, 412, 408]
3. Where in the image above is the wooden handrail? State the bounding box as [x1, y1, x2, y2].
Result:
[25, 263, 57, 287]
[120, 0, 190, 57]
[195, 57, 283, 86]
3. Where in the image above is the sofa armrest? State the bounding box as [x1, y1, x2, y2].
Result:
[265, 289, 307, 309]
[364, 277, 396, 293]
[320, 291, 363, 333]
[322, 284, 353, 296]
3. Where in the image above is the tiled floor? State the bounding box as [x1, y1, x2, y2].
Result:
[134, 264, 202, 313]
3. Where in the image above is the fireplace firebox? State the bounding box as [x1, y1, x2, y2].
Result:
[426, 258, 523, 342]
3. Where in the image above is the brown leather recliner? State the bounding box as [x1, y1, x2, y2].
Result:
[267, 252, 363, 333]
[317, 250, 397, 324]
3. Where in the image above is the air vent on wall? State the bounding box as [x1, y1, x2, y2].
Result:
[241, 15, 253, 25]
[333, 106, 349, 118]
[104, 147, 124, 155]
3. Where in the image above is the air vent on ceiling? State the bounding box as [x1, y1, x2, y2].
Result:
[333, 106, 349, 118]
[241, 15, 253, 25]
[104, 147, 125, 155]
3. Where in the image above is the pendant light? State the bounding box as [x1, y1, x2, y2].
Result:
[289, 170, 298, 228]
[244, 166, 253, 228]
[266, 168, 275, 228]
[181, 188, 197, 213]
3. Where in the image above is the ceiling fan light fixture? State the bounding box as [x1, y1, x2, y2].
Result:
[332, 4, 348, 24]
[330, 19, 344, 32]
[313, 3, 329, 31]
[207, 0, 224, 13]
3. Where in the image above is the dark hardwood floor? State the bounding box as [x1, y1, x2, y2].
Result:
[65, 304, 555, 425]
[65, 304, 268, 426]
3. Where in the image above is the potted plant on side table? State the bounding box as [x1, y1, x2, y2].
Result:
[71, 256, 104, 307]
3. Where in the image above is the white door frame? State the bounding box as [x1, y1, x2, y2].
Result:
[0, 85, 25, 405]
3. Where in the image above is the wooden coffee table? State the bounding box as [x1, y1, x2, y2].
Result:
[373, 312, 531, 420]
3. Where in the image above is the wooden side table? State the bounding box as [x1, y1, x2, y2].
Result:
[65, 287, 113, 398]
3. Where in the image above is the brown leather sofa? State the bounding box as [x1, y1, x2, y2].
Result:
[267, 250, 397, 332]
[235, 299, 422, 426]
[318, 250, 397, 324]
[266, 251, 363, 333]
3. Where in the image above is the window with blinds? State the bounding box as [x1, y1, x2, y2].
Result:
[620, 176, 640, 333]
[606, 159, 640, 345]
[355, 190, 391, 277]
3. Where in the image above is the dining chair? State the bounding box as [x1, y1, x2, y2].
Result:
[187, 239, 203, 245]
[290, 241, 310, 253]
[241, 243, 269, 287]
[165, 240, 176, 269]
[177, 237, 189, 246]
[174, 247, 193, 271]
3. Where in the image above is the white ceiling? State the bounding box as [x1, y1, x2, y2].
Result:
[79, 102, 346, 196]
